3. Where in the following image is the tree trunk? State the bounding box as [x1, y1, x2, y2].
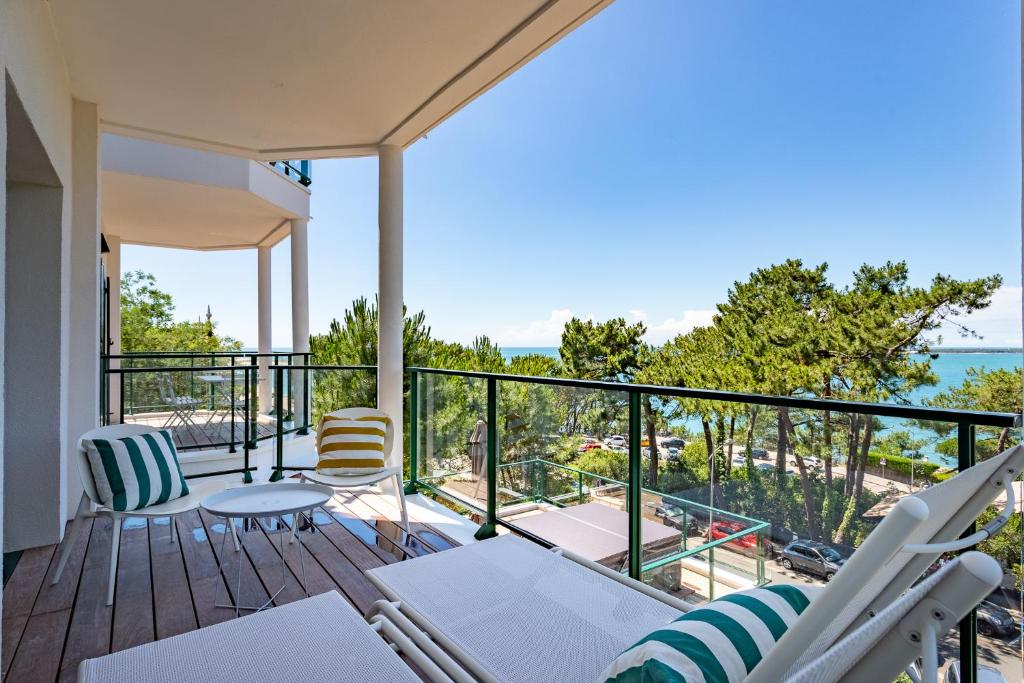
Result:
[844, 414, 860, 497]
[823, 411, 833, 488]
[775, 408, 788, 480]
[702, 419, 714, 468]
[784, 409, 819, 540]
[727, 416, 736, 473]
[644, 397, 659, 488]
[745, 406, 760, 463]
[853, 418, 873, 504]
[997, 427, 1009, 453]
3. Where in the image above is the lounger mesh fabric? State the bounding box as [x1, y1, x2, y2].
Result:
[315, 414, 389, 475]
[600, 584, 820, 683]
[78, 591, 421, 683]
[83, 429, 189, 511]
[779, 446, 1021, 676]
[368, 534, 683, 683]
[785, 560, 951, 682]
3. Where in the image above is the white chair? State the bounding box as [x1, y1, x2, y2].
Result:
[52, 424, 239, 606]
[295, 407, 410, 541]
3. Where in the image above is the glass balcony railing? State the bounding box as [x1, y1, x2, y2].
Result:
[403, 365, 1021, 681]
[98, 355, 1023, 680]
[267, 159, 312, 187]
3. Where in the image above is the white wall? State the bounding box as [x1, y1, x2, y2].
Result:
[67, 100, 100, 518]
[0, 0, 75, 553]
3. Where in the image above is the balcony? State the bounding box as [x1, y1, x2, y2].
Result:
[7, 354, 1016, 680]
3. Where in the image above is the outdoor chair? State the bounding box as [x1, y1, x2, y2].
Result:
[293, 407, 410, 542]
[52, 424, 240, 606]
[363, 444, 1024, 683]
[157, 373, 203, 431]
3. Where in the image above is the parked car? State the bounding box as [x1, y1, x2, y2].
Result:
[605, 435, 627, 448]
[763, 525, 798, 558]
[665, 447, 681, 460]
[976, 599, 1018, 637]
[661, 437, 686, 449]
[655, 504, 700, 535]
[779, 540, 846, 581]
[578, 442, 603, 453]
[707, 520, 758, 555]
[746, 447, 770, 460]
[943, 661, 1007, 682]
[756, 462, 775, 473]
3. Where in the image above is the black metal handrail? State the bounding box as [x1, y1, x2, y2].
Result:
[407, 366, 1019, 428]
[268, 160, 312, 187]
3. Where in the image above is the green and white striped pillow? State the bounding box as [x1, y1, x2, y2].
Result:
[601, 584, 819, 683]
[83, 430, 190, 512]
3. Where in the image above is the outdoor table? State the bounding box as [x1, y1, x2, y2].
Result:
[201, 482, 332, 616]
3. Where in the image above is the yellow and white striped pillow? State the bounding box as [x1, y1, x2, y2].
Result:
[315, 415, 389, 475]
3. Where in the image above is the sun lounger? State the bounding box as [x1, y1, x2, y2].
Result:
[367, 445, 1024, 683]
[77, 591, 431, 683]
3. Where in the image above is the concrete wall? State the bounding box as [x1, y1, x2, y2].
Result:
[67, 100, 100, 517]
[1, 0, 76, 553]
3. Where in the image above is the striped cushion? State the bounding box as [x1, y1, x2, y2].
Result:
[83, 430, 190, 512]
[315, 415, 389, 475]
[601, 584, 820, 683]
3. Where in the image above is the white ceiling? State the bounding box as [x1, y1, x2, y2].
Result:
[48, 0, 613, 159]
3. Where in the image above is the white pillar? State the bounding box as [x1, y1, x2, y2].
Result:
[106, 234, 121, 421]
[66, 100, 101, 521]
[290, 219, 310, 427]
[378, 145, 404, 469]
[257, 245, 272, 413]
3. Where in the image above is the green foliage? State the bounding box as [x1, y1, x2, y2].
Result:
[925, 366, 1023, 459]
[120, 271, 241, 353]
[574, 448, 628, 482]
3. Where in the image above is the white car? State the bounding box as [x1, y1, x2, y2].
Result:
[605, 435, 627, 448]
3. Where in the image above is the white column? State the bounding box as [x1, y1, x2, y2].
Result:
[290, 219, 309, 428]
[378, 145, 404, 469]
[106, 234, 121, 421]
[66, 100, 101, 521]
[257, 246, 272, 413]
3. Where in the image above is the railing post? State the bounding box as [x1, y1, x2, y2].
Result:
[119, 370, 125, 424]
[404, 369, 419, 494]
[270, 366, 285, 482]
[628, 390, 642, 581]
[248, 356, 258, 449]
[474, 377, 498, 540]
[297, 353, 310, 435]
[957, 422, 977, 683]
[242, 363, 252, 483]
[208, 353, 215, 410]
[578, 470, 584, 505]
[228, 356, 236, 453]
[709, 545, 716, 600]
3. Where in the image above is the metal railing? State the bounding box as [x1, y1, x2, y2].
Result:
[268, 160, 312, 187]
[404, 365, 1020, 682]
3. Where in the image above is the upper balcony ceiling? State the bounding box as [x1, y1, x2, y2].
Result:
[48, 0, 612, 160]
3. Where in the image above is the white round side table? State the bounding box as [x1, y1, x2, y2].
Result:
[201, 482, 332, 616]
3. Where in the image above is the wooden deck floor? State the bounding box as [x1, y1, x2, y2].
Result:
[2, 487, 460, 682]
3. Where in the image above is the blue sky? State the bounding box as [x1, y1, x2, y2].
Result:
[123, 0, 1022, 349]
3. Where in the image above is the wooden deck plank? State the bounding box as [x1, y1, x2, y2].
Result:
[57, 517, 114, 683]
[196, 510, 269, 610]
[173, 511, 234, 628]
[254, 517, 351, 605]
[323, 493, 417, 562]
[110, 518, 153, 653]
[148, 518, 198, 640]
[6, 518, 94, 683]
[3, 488, 462, 682]
[304, 508, 388, 573]
[278, 511, 386, 613]
[4, 611, 71, 683]
[230, 517, 307, 608]
[356, 489, 461, 554]
[2, 544, 56, 678]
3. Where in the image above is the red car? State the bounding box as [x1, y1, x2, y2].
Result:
[707, 521, 758, 553]
[578, 442, 604, 452]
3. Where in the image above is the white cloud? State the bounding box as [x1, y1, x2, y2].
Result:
[644, 310, 717, 344]
[931, 285, 1022, 348]
[492, 308, 577, 346]
[492, 307, 717, 347]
